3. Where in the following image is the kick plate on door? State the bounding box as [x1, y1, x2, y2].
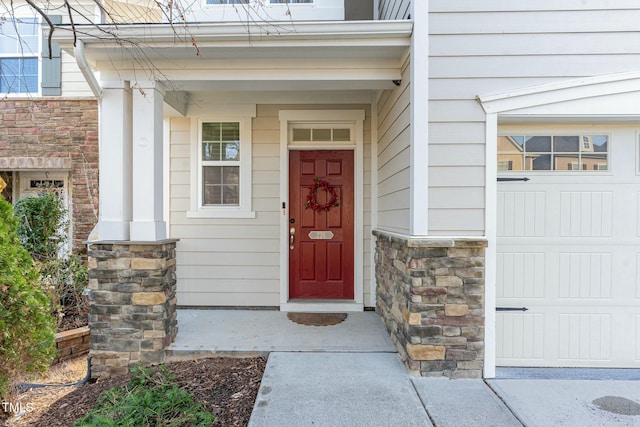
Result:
[308, 231, 334, 240]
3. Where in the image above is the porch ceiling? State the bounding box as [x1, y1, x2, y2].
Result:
[54, 20, 412, 91]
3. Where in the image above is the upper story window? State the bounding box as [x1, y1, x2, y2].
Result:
[188, 0, 341, 22]
[206, 0, 313, 4]
[0, 17, 39, 94]
[498, 134, 609, 172]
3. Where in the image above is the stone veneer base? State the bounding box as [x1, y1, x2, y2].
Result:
[87, 240, 178, 379]
[373, 230, 487, 378]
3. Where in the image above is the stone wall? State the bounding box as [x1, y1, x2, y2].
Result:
[87, 240, 178, 379]
[53, 326, 90, 364]
[373, 230, 487, 378]
[0, 98, 99, 251]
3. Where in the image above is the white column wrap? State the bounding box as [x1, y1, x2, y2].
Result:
[129, 82, 167, 241]
[97, 82, 132, 241]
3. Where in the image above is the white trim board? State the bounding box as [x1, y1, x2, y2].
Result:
[279, 109, 366, 313]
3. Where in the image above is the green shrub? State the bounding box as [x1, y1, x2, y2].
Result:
[0, 196, 56, 399]
[13, 191, 66, 261]
[13, 190, 89, 329]
[37, 254, 89, 328]
[74, 365, 215, 427]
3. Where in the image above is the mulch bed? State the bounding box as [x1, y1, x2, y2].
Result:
[20, 357, 266, 427]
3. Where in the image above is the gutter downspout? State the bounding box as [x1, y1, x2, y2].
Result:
[74, 40, 102, 99]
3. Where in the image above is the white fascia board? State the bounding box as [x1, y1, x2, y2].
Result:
[478, 71, 640, 114]
[53, 20, 413, 48]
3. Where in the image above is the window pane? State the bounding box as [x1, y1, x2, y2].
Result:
[203, 122, 240, 162]
[0, 58, 38, 94]
[527, 154, 551, 171]
[203, 166, 239, 206]
[590, 135, 608, 152]
[0, 18, 38, 55]
[203, 166, 222, 185]
[202, 122, 221, 141]
[223, 142, 240, 161]
[313, 128, 331, 141]
[206, 0, 248, 4]
[203, 185, 222, 205]
[333, 128, 351, 141]
[497, 154, 523, 171]
[293, 128, 311, 141]
[583, 153, 608, 171]
[221, 122, 240, 141]
[554, 154, 581, 171]
[498, 136, 524, 153]
[525, 136, 551, 152]
[223, 185, 239, 204]
[203, 142, 221, 161]
[270, 0, 313, 3]
[222, 166, 239, 185]
[553, 136, 579, 152]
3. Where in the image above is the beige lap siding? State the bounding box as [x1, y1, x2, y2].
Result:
[169, 104, 373, 307]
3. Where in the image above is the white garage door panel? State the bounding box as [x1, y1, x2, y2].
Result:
[497, 129, 640, 368]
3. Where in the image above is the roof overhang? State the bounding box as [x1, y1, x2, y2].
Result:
[54, 20, 413, 92]
[477, 72, 640, 122]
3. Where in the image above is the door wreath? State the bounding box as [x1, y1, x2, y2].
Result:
[305, 177, 340, 212]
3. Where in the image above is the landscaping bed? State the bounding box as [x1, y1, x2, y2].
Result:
[2, 357, 266, 427]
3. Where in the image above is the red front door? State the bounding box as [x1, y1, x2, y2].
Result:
[289, 150, 354, 299]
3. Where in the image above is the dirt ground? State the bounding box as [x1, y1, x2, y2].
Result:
[1, 357, 266, 427]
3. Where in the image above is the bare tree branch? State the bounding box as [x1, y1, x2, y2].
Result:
[24, 0, 55, 59]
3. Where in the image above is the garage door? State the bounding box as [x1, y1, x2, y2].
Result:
[496, 129, 640, 367]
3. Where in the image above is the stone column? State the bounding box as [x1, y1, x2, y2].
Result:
[373, 230, 487, 378]
[87, 240, 178, 379]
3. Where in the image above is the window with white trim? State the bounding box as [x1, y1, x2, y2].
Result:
[189, 115, 254, 218]
[497, 134, 609, 171]
[202, 122, 241, 206]
[206, 0, 313, 4]
[0, 17, 39, 94]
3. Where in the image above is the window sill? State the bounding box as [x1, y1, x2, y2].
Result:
[186, 209, 256, 219]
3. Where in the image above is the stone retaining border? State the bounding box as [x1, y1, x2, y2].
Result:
[53, 326, 90, 364]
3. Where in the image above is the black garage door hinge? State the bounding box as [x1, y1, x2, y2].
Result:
[496, 307, 529, 312]
[497, 177, 530, 182]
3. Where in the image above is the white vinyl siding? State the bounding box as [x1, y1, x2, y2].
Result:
[60, 53, 92, 96]
[376, 54, 410, 234]
[170, 104, 373, 307]
[427, 0, 640, 235]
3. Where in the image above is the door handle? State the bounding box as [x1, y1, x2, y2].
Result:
[289, 227, 295, 250]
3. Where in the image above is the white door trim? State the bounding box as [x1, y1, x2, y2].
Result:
[484, 113, 498, 378]
[278, 109, 365, 312]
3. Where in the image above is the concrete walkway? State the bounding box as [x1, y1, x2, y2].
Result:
[249, 352, 523, 427]
[169, 310, 640, 427]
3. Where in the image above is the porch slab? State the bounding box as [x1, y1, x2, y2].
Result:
[166, 309, 395, 359]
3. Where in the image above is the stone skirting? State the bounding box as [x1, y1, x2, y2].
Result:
[53, 326, 90, 364]
[87, 240, 178, 379]
[373, 230, 487, 378]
